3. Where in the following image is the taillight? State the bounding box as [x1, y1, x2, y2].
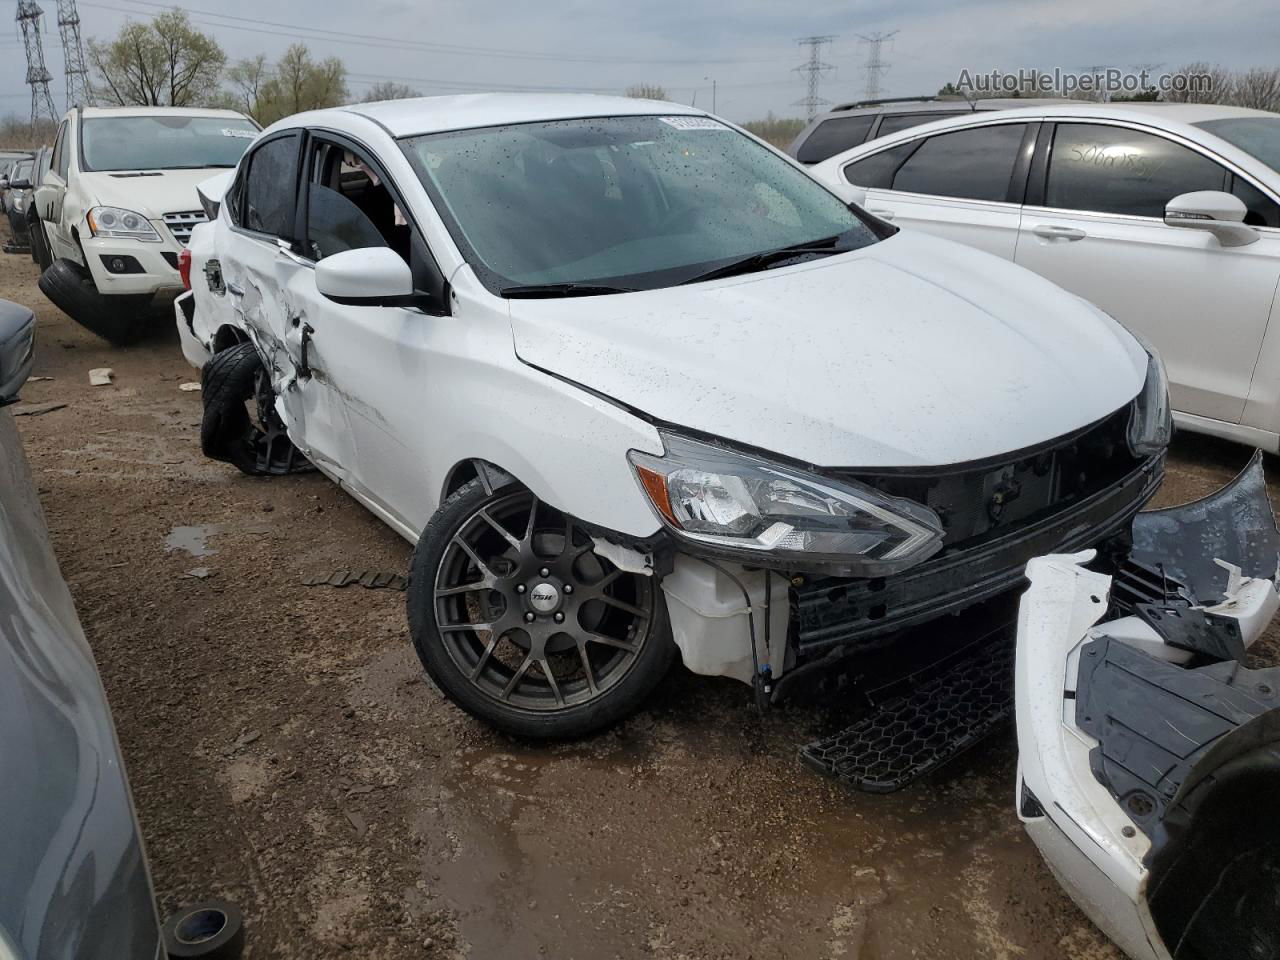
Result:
[178, 247, 192, 290]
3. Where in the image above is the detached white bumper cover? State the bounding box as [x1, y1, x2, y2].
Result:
[1016, 452, 1280, 960]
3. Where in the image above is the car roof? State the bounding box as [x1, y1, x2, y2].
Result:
[78, 106, 253, 121]
[288, 93, 707, 138]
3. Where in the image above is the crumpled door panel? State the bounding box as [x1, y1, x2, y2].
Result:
[1016, 451, 1280, 960]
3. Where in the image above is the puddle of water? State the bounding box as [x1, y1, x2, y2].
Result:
[165, 524, 220, 558]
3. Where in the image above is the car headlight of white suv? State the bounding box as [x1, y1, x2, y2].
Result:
[86, 206, 162, 242]
[629, 432, 945, 574]
[1127, 340, 1173, 456]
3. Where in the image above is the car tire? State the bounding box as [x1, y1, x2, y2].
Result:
[27, 213, 51, 271]
[200, 341, 311, 476]
[408, 478, 676, 739]
[37, 257, 150, 345]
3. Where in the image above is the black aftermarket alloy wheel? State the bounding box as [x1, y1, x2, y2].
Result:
[408, 479, 674, 739]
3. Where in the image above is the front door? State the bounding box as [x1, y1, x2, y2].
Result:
[1015, 121, 1280, 424]
[217, 131, 354, 476]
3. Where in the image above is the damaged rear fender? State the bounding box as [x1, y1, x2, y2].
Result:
[1016, 452, 1280, 960]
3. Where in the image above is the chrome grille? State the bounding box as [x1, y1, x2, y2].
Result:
[162, 209, 207, 245]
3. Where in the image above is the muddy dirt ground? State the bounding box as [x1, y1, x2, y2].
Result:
[5, 248, 1276, 959]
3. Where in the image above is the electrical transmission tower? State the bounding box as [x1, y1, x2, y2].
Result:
[17, 1, 59, 134]
[56, 0, 92, 107]
[792, 35, 836, 121]
[857, 31, 898, 101]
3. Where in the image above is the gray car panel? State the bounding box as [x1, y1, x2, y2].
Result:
[0, 339, 161, 958]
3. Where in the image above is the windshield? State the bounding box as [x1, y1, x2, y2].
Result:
[1195, 117, 1280, 172]
[81, 115, 258, 172]
[401, 115, 880, 292]
[12, 160, 32, 181]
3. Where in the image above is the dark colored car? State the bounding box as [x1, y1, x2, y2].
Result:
[787, 95, 1073, 165]
[0, 300, 243, 960]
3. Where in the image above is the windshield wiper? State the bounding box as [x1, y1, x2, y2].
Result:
[679, 234, 850, 286]
[500, 282, 636, 299]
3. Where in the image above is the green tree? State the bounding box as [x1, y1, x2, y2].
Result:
[88, 9, 227, 107]
[225, 53, 270, 119]
[361, 81, 420, 103]
[740, 112, 806, 149]
[256, 44, 349, 124]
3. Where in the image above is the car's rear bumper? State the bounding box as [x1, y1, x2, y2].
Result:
[173, 292, 210, 369]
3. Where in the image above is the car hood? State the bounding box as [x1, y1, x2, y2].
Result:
[80, 168, 224, 217]
[508, 230, 1147, 467]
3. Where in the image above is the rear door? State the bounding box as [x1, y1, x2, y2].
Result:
[1015, 121, 1280, 424]
[217, 130, 355, 476]
[38, 119, 76, 260]
[839, 121, 1035, 260]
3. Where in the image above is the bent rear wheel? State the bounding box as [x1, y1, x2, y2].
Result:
[408, 480, 674, 739]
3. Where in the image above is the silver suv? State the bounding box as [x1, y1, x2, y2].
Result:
[788, 96, 1073, 164]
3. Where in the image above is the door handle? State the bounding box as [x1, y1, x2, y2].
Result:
[298, 322, 315, 380]
[1031, 224, 1086, 242]
[225, 281, 245, 297]
[869, 208, 896, 221]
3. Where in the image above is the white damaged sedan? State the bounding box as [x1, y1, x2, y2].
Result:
[174, 93, 1172, 739]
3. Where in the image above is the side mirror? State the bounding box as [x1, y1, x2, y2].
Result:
[0, 301, 36, 406]
[315, 247, 415, 306]
[1165, 191, 1258, 247]
[8, 179, 31, 191]
[828, 180, 868, 209]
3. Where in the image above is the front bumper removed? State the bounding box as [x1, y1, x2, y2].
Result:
[1016, 451, 1280, 960]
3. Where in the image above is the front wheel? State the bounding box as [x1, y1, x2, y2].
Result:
[407, 480, 675, 739]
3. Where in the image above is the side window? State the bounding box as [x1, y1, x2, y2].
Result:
[1045, 124, 1227, 218]
[303, 141, 408, 262]
[876, 112, 956, 138]
[843, 141, 918, 189]
[891, 123, 1028, 202]
[51, 121, 68, 179]
[795, 115, 875, 164]
[1230, 175, 1280, 229]
[243, 134, 300, 238]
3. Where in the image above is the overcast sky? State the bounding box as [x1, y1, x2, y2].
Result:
[3, 0, 1277, 122]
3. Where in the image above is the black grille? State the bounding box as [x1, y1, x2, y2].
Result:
[831, 405, 1139, 551]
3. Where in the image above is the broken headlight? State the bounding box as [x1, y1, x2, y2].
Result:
[629, 433, 944, 574]
[86, 206, 161, 242]
[1127, 339, 1172, 456]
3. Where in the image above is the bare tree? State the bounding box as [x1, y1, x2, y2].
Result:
[1164, 61, 1232, 104]
[361, 81, 420, 103]
[1232, 67, 1280, 112]
[625, 83, 668, 101]
[88, 10, 226, 107]
[226, 54, 270, 119]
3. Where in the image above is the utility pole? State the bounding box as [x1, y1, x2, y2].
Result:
[792, 35, 835, 121]
[56, 0, 92, 108]
[17, 1, 59, 136]
[857, 31, 898, 102]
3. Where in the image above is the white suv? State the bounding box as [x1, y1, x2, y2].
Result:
[34, 106, 258, 344]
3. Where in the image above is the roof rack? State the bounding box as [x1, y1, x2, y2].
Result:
[830, 94, 975, 112]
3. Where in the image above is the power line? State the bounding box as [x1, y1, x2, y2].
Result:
[17, 1, 59, 133]
[78, 0, 790, 66]
[857, 30, 898, 101]
[56, 0, 93, 107]
[791, 35, 835, 122]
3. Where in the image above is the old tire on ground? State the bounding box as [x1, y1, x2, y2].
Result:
[160, 900, 245, 959]
[200, 341, 310, 477]
[408, 477, 676, 739]
[37, 257, 150, 345]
